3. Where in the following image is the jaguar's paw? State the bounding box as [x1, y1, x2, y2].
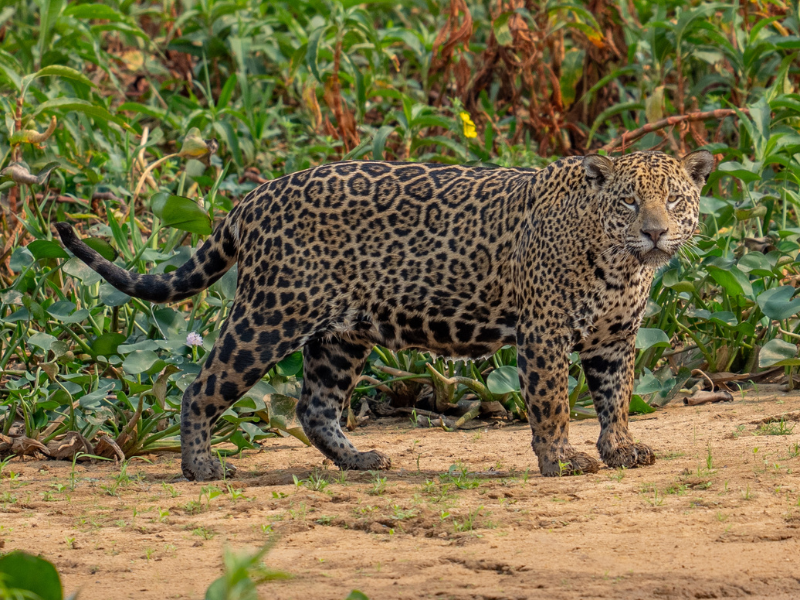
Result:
[337, 450, 391, 471]
[601, 442, 656, 469]
[181, 453, 237, 482]
[539, 451, 600, 477]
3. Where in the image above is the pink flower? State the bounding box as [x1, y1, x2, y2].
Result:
[186, 332, 204, 347]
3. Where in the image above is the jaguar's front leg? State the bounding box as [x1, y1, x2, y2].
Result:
[580, 335, 655, 469]
[517, 318, 600, 476]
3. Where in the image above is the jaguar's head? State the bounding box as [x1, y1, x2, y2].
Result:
[583, 150, 714, 268]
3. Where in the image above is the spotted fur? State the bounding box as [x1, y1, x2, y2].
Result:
[55, 150, 714, 481]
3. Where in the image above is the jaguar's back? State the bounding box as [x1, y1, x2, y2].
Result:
[234, 161, 534, 359]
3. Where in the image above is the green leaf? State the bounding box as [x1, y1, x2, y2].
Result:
[372, 125, 396, 160]
[707, 265, 753, 299]
[759, 338, 800, 368]
[0, 57, 21, 90]
[27, 240, 69, 260]
[276, 352, 303, 377]
[306, 26, 326, 83]
[735, 205, 767, 221]
[26, 64, 94, 90]
[63, 3, 125, 21]
[759, 286, 800, 321]
[0, 551, 63, 600]
[635, 328, 670, 351]
[661, 268, 694, 293]
[345, 592, 370, 600]
[99, 283, 131, 307]
[213, 121, 243, 168]
[84, 237, 117, 261]
[38, 0, 66, 72]
[486, 365, 520, 395]
[92, 332, 127, 357]
[123, 350, 160, 374]
[216, 73, 237, 111]
[28, 331, 56, 352]
[9, 247, 34, 272]
[629, 394, 656, 415]
[32, 98, 132, 130]
[151, 193, 212, 235]
[47, 301, 89, 324]
[737, 252, 773, 276]
[493, 12, 514, 46]
[717, 161, 761, 183]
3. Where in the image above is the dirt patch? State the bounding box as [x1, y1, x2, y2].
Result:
[3, 392, 800, 600]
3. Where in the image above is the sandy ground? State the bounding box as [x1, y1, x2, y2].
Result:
[2, 390, 800, 600]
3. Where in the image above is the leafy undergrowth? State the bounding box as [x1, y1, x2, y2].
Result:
[1, 1, 800, 464]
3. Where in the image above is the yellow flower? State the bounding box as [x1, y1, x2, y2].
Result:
[459, 111, 477, 138]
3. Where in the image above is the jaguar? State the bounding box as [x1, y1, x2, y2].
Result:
[55, 149, 714, 481]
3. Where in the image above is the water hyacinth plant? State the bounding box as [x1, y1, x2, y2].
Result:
[0, 0, 799, 462]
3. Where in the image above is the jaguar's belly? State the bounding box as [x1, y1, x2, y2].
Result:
[331, 302, 519, 360]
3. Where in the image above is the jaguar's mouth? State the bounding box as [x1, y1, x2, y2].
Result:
[638, 248, 672, 267]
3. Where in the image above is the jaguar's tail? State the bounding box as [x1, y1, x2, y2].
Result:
[54, 209, 240, 304]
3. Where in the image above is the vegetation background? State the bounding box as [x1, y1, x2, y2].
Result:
[1, 0, 800, 461]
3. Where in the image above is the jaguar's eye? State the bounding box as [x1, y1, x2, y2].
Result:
[622, 197, 636, 205]
[668, 195, 683, 207]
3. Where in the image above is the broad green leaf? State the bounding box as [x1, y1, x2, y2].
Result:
[79, 381, 116, 408]
[735, 205, 767, 221]
[123, 350, 160, 374]
[28, 331, 56, 352]
[46, 300, 76, 318]
[244, 380, 277, 400]
[717, 161, 761, 183]
[737, 252, 773, 276]
[707, 265, 753, 299]
[84, 237, 117, 261]
[47, 301, 89, 324]
[152, 193, 212, 235]
[759, 286, 800, 321]
[486, 366, 520, 395]
[629, 394, 656, 415]
[9, 247, 34, 272]
[635, 328, 670, 351]
[759, 338, 800, 368]
[63, 257, 102, 286]
[661, 268, 694, 293]
[708, 311, 737, 327]
[0, 551, 63, 600]
[99, 283, 131, 307]
[27, 239, 69, 260]
[92, 332, 127, 357]
[276, 352, 303, 377]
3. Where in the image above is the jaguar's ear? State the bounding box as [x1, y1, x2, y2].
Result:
[681, 150, 714, 189]
[583, 155, 614, 191]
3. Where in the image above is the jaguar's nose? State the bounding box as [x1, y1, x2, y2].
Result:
[642, 226, 667, 244]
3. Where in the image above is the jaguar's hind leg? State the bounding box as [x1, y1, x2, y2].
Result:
[180, 318, 296, 481]
[298, 336, 391, 471]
